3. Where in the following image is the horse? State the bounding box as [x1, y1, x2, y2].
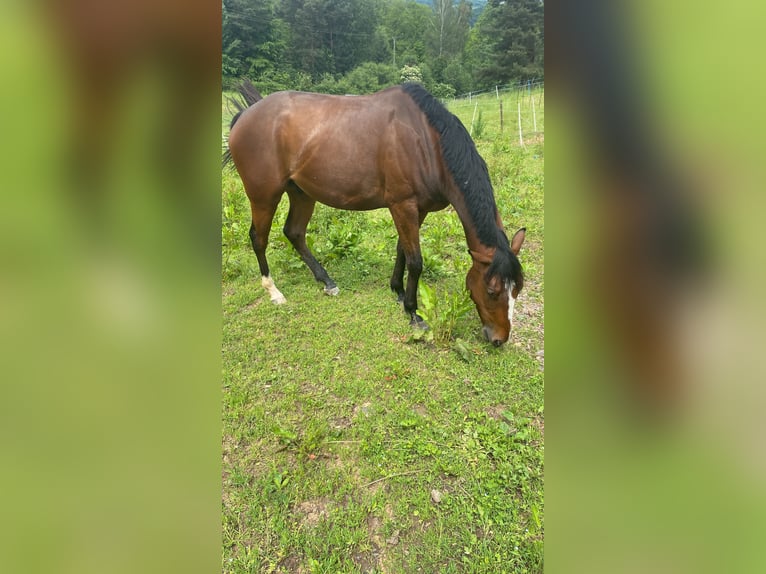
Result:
[224, 80, 525, 346]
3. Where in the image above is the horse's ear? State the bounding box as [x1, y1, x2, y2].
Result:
[510, 228, 526, 255]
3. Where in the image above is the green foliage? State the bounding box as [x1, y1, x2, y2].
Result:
[223, 0, 287, 80]
[426, 0, 472, 61]
[428, 82, 456, 99]
[382, 0, 431, 65]
[441, 58, 472, 95]
[399, 64, 423, 83]
[472, 109, 486, 138]
[322, 213, 364, 260]
[221, 179, 252, 279]
[472, 0, 544, 85]
[222, 0, 543, 94]
[415, 281, 475, 346]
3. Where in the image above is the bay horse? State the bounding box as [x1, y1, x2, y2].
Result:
[224, 81, 525, 346]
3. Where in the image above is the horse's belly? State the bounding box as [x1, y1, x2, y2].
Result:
[292, 177, 387, 211]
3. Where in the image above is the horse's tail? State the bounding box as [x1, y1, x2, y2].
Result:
[222, 79, 263, 169]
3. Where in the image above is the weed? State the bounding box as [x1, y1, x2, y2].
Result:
[414, 281, 475, 346]
[473, 109, 486, 139]
[322, 212, 364, 259]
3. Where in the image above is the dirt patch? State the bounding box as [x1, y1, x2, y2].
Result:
[276, 553, 305, 573]
[531, 413, 545, 443]
[330, 416, 352, 430]
[412, 404, 428, 417]
[351, 550, 380, 574]
[351, 504, 396, 574]
[295, 498, 331, 528]
[487, 405, 511, 422]
[353, 401, 373, 418]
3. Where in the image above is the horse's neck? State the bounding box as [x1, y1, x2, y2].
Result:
[446, 186, 498, 260]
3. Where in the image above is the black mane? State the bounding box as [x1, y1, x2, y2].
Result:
[401, 83, 523, 291]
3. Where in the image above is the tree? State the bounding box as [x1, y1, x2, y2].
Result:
[472, 0, 544, 85]
[380, 0, 432, 67]
[223, 0, 286, 80]
[221, 0, 544, 94]
[280, 0, 385, 79]
[427, 0, 472, 60]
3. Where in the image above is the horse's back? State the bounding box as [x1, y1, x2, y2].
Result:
[229, 86, 443, 210]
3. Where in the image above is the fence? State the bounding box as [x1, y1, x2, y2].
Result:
[447, 80, 544, 146]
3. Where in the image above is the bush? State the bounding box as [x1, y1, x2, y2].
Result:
[400, 64, 423, 83]
[427, 82, 456, 99]
[344, 63, 398, 94]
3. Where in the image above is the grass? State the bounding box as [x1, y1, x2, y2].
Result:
[222, 89, 544, 573]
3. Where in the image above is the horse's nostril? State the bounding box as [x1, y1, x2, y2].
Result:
[492, 339, 503, 348]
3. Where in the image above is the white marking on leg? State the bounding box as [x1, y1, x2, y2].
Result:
[261, 275, 286, 304]
[324, 285, 340, 296]
[508, 285, 517, 328]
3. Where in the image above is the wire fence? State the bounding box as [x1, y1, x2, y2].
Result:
[447, 80, 544, 146]
[453, 78, 544, 102]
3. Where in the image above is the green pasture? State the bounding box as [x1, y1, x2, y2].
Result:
[221, 88, 544, 573]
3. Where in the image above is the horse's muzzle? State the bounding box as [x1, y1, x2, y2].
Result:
[482, 326, 507, 347]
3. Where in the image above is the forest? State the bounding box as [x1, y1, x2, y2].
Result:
[222, 0, 544, 97]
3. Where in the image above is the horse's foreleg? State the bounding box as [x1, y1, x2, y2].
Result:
[284, 189, 338, 295]
[390, 240, 406, 302]
[389, 203, 427, 328]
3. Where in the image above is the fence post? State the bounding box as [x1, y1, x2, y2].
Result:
[469, 101, 478, 136]
[517, 101, 524, 147]
[496, 85, 499, 99]
[499, 100, 504, 133]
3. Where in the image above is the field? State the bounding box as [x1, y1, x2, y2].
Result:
[221, 88, 544, 573]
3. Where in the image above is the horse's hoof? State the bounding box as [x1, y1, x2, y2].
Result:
[271, 294, 287, 305]
[410, 315, 429, 330]
[324, 286, 340, 296]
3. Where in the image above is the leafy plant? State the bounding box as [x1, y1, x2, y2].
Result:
[318, 211, 364, 260]
[416, 281, 475, 345]
[222, 188, 250, 279]
[472, 109, 486, 139]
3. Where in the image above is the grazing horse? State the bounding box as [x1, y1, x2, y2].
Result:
[224, 81, 525, 346]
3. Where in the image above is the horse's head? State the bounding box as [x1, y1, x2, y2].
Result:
[465, 228, 525, 347]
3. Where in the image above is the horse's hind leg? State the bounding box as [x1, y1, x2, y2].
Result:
[284, 186, 339, 295]
[248, 192, 287, 304]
